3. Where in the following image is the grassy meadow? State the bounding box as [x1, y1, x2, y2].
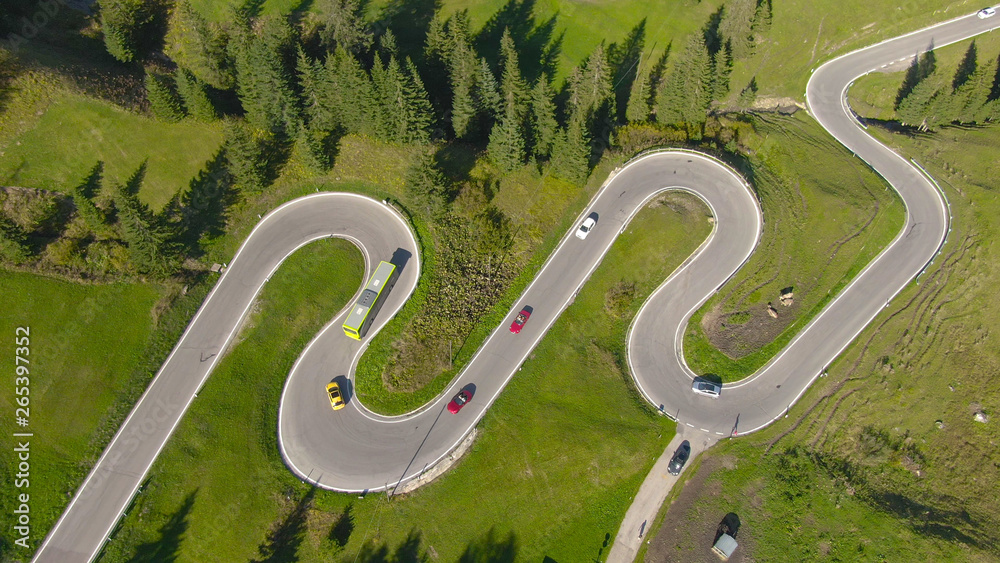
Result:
[0, 272, 161, 555]
[0, 90, 223, 210]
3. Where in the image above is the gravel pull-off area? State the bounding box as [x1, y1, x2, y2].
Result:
[606, 428, 718, 562]
[644, 449, 756, 563]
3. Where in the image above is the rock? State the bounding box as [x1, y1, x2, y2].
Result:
[935, 420, 945, 429]
[974, 412, 989, 423]
[767, 303, 778, 318]
[780, 287, 794, 306]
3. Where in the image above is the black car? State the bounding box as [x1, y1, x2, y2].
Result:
[667, 440, 691, 476]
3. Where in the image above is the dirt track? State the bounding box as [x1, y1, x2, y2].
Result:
[644, 450, 755, 563]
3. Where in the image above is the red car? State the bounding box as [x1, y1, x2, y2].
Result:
[448, 390, 472, 414]
[509, 308, 531, 334]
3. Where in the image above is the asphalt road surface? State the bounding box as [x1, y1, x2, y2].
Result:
[34, 8, 1000, 562]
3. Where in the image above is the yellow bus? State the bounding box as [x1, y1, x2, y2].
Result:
[343, 261, 399, 340]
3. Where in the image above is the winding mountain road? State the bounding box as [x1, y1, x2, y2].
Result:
[33, 8, 1000, 563]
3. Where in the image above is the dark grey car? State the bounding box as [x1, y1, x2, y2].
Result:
[668, 440, 691, 475]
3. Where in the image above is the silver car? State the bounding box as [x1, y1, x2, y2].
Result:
[691, 377, 722, 398]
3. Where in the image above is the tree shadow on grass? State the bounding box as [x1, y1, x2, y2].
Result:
[951, 41, 977, 91]
[473, 0, 560, 84]
[347, 528, 426, 562]
[377, 0, 440, 63]
[328, 503, 355, 548]
[251, 486, 316, 563]
[128, 489, 197, 563]
[457, 527, 518, 563]
[164, 149, 236, 258]
[122, 161, 149, 198]
[608, 18, 646, 123]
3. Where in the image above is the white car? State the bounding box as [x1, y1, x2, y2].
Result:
[576, 216, 597, 240]
[978, 7, 996, 18]
[692, 378, 722, 398]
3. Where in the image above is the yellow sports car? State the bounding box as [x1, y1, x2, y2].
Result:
[326, 381, 346, 410]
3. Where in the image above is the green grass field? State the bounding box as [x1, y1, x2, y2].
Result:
[96, 191, 710, 562]
[683, 113, 905, 381]
[0, 272, 161, 555]
[0, 90, 223, 211]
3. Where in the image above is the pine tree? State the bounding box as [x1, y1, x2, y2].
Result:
[71, 163, 108, 237]
[656, 34, 712, 129]
[165, 0, 233, 89]
[318, 0, 372, 53]
[719, 0, 757, 60]
[897, 78, 938, 129]
[144, 71, 186, 122]
[293, 125, 331, 172]
[424, 14, 448, 62]
[99, 0, 153, 62]
[326, 48, 378, 135]
[711, 42, 732, 103]
[0, 215, 30, 265]
[113, 175, 175, 276]
[753, 0, 773, 38]
[499, 28, 527, 113]
[953, 56, 994, 124]
[488, 103, 525, 172]
[405, 149, 448, 218]
[230, 15, 302, 135]
[375, 28, 396, 55]
[223, 120, 271, 193]
[737, 77, 758, 110]
[297, 49, 328, 128]
[896, 49, 936, 109]
[369, 53, 433, 143]
[990, 54, 1000, 102]
[625, 66, 651, 123]
[369, 55, 402, 140]
[475, 57, 502, 119]
[175, 68, 217, 120]
[402, 58, 434, 142]
[550, 120, 591, 185]
[442, 12, 480, 138]
[530, 74, 558, 158]
[921, 89, 952, 130]
[568, 44, 614, 123]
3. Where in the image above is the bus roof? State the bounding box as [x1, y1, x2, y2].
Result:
[344, 262, 396, 330]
